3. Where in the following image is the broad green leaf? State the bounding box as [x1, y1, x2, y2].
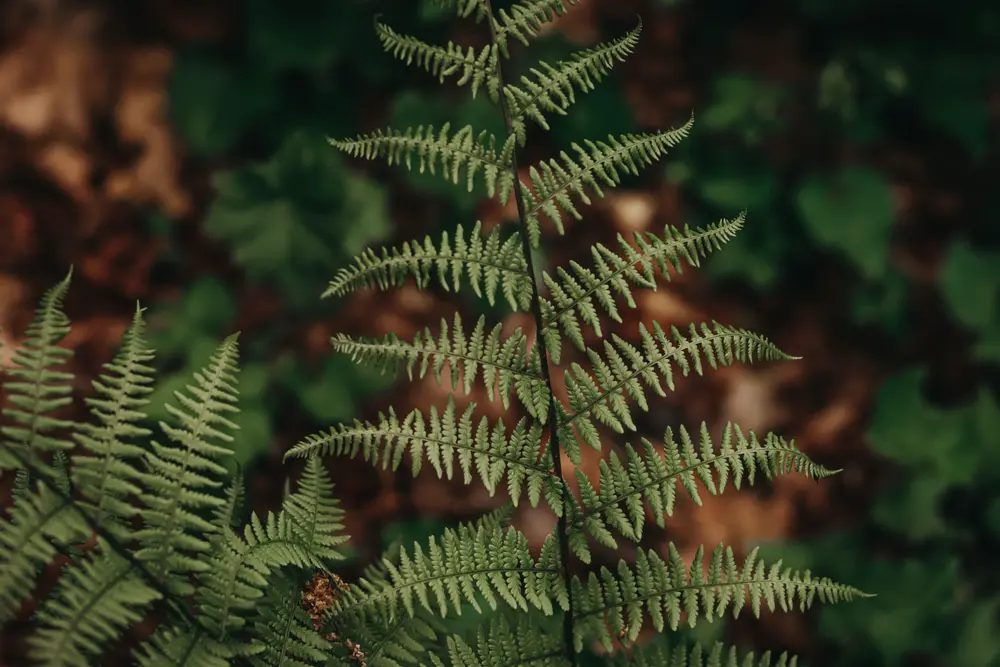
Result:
[795, 166, 895, 279]
[939, 240, 1000, 331]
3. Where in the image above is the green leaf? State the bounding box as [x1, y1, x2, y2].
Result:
[168, 51, 277, 158]
[938, 240, 1000, 331]
[795, 166, 895, 279]
[204, 131, 390, 302]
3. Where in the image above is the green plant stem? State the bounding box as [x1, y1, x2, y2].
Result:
[482, 3, 579, 665]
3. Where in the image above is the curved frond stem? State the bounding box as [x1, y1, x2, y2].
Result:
[323, 221, 533, 310]
[505, 20, 642, 144]
[560, 322, 796, 454]
[540, 214, 745, 350]
[376, 22, 500, 101]
[571, 543, 870, 653]
[519, 119, 694, 244]
[331, 313, 550, 420]
[330, 124, 515, 201]
[492, 0, 582, 56]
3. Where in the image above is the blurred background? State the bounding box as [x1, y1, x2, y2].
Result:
[0, 0, 998, 664]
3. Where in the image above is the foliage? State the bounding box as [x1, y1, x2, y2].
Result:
[0, 1, 872, 665]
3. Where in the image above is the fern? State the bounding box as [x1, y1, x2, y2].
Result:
[0, 1, 870, 665]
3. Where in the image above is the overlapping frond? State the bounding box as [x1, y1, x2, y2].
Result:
[377, 22, 500, 101]
[329, 525, 565, 626]
[0, 269, 75, 471]
[135, 624, 233, 667]
[557, 322, 795, 459]
[249, 573, 333, 667]
[0, 482, 88, 621]
[71, 305, 155, 539]
[331, 124, 516, 201]
[602, 638, 798, 667]
[538, 214, 746, 362]
[134, 334, 241, 596]
[429, 613, 567, 667]
[519, 120, 694, 246]
[323, 221, 532, 310]
[569, 423, 836, 558]
[286, 398, 558, 511]
[505, 21, 642, 144]
[28, 547, 160, 667]
[492, 0, 582, 56]
[332, 313, 549, 420]
[571, 543, 868, 653]
[336, 508, 516, 667]
[281, 455, 349, 567]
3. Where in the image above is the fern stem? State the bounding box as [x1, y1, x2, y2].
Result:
[483, 3, 579, 665]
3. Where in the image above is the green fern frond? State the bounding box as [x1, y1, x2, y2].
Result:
[572, 543, 868, 653]
[520, 120, 694, 246]
[603, 638, 798, 667]
[134, 624, 234, 667]
[539, 213, 746, 362]
[332, 313, 549, 420]
[428, 0, 491, 20]
[492, 0, 582, 55]
[330, 124, 516, 201]
[0, 268, 75, 470]
[71, 305, 155, 538]
[323, 221, 533, 310]
[430, 613, 566, 667]
[250, 573, 333, 667]
[570, 423, 836, 555]
[330, 525, 565, 625]
[557, 322, 795, 458]
[28, 547, 160, 667]
[214, 467, 246, 533]
[376, 22, 500, 101]
[286, 398, 557, 509]
[197, 511, 329, 640]
[134, 334, 241, 596]
[281, 455, 349, 567]
[0, 482, 88, 621]
[337, 508, 518, 667]
[505, 21, 642, 144]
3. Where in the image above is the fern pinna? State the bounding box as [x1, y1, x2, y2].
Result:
[0, 1, 868, 666]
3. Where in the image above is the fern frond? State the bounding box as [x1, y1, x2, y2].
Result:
[603, 637, 798, 667]
[214, 466, 246, 533]
[337, 508, 517, 666]
[0, 482, 88, 621]
[332, 313, 549, 420]
[493, 0, 582, 56]
[430, 613, 566, 667]
[505, 21, 642, 144]
[281, 455, 349, 567]
[134, 334, 241, 596]
[323, 222, 532, 310]
[558, 322, 795, 457]
[250, 573, 333, 667]
[571, 543, 868, 653]
[0, 268, 75, 470]
[428, 0, 491, 20]
[377, 22, 500, 101]
[287, 398, 557, 510]
[197, 510, 329, 640]
[330, 124, 516, 201]
[520, 120, 694, 246]
[29, 547, 160, 667]
[330, 525, 565, 626]
[539, 213, 746, 362]
[135, 624, 234, 667]
[71, 305, 155, 538]
[571, 423, 837, 554]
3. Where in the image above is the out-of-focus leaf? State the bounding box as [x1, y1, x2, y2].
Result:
[169, 51, 278, 158]
[795, 166, 895, 279]
[939, 240, 1000, 331]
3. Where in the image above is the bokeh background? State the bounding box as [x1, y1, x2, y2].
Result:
[1, 0, 998, 664]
